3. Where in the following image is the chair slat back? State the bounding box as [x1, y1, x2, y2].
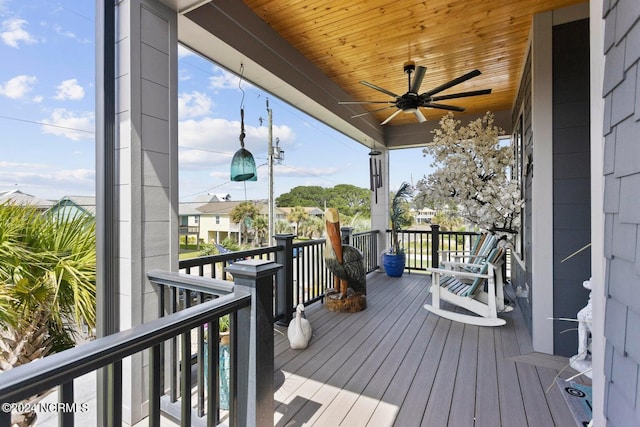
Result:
[468, 234, 497, 264]
[465, 247, 505, 296]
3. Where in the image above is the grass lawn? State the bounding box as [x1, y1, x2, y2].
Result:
[179, 250, 201, 260]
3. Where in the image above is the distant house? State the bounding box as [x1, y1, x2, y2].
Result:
[0, 189, 54, 211]
[178, 201, 203, 248]
[47, 196, 96, 219]
[191, 193, 231, 203]
[413, 207, 436, 224]
[179, 198, 289, 246]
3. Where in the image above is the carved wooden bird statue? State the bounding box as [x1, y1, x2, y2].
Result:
[288, 304, 312, 349]
[324, 208, 367, 299]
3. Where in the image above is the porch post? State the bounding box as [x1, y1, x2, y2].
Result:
[340, 226, 353, 245]
[112, 0, 179, 423]
[274, 234, 295, 324]
[226, 260, 282, 427]
[430, 224, 440, 268]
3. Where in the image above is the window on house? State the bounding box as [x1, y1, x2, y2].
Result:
[216, 216, 220, 224]
[513, 113, 525, 259]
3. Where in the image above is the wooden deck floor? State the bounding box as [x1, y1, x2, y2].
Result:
[273, 271, 588, 427]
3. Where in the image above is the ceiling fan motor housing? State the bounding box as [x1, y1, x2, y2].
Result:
[397, 93, 421, 110]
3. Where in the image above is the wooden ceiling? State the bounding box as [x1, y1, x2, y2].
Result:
[242, 0, 585, 127]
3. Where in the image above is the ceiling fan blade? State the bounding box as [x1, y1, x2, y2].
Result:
[421, 69, 482, 97]
[338, 100, 396, 105]
[380, 109, 402, 125]
[350, 105, 396, 118]
[428, 89, 492, 102]
[360, 81, 400, 98]
[414, 109, 427, 123]
[410, 66, 427, 93]
[424, 102, 465, 112]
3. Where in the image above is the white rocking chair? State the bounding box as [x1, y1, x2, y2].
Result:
[424, 247, 512, 327]
[439, 233, 498, 268]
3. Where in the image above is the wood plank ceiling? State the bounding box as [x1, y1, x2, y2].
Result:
[242, 0, 586, 127]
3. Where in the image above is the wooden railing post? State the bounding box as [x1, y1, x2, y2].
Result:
[431, 224, 440, 269]
[274, 234, 295, 325]
[340, 226, 353, 245]
[226, 260, 282, 427]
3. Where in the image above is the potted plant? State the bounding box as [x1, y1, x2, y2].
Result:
[383, 182, 412, 277]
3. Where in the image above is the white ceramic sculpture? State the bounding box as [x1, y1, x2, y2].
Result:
[569, 277, 593, 379]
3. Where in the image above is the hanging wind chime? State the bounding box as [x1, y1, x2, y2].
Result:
[230, 65, 257, 182]
[369, 148, 382, 203]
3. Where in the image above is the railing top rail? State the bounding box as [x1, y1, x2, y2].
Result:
[352, 230, 379, 237]
[179, 245, 282, 268]
[385, 229, 481, 236]
[0, 285, 251, 403]
[292, 238, 325, 248]
[148, 269, 234, 295]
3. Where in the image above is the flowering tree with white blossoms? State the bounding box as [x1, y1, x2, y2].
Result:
[418, 112, 522, 236]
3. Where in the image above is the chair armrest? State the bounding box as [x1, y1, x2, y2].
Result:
[441, 260, 486, 270]
[426, 267, 489, 280]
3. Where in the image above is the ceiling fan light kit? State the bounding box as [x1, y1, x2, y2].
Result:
[339, 61, 492, 125]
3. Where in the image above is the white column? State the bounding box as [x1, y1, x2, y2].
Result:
[116, 0, 178, 423]
[589, 0, 606, 423]
[530, 11, 554, 354]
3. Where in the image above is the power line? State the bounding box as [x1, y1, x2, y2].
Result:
[181, 180, 233, 199]
[0, 115, 94, 134]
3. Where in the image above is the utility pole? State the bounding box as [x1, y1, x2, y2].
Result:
[267, 99, 274, 246]
[266, 99, 284, 247]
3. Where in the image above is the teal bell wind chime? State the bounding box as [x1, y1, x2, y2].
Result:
[230, 65, 257, 182]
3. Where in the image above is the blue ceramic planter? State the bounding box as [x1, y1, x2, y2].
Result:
[382, 253, 406, 277]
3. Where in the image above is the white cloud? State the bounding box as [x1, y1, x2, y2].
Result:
[41, 109, 94, 141]
[178, 91, 212, 119]
[179, 117, 295, 169]
[0, 162, 95, 199]
[1, 18, 37, 48]
[50, 23, 89, 43]
[54, 79, 85, 100]
[209, 68, 244, 90]
[178, 45, 194, 58]
[178, 68, 192, 82]
[275, 165, 339, 178]
[0, 75, 37, 99]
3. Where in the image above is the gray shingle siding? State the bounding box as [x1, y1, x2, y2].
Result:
[603, 0, 640, 424]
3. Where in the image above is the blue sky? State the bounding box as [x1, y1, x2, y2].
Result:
[0, 0, 430, 202]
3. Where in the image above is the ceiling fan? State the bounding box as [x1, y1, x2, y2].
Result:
[339, 61, 492, 125]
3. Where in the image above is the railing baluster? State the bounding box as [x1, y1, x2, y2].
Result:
[181, 290, 192, 426]
[197, 293, 205, 417]
[0, 408, 9, 427]
[58, 381, 74, 427]
[149, 344, 161, 427]
[180, 329, 191, 426]
[229, 311, 238, 427]
[108, 361, 122, 427]
[206, 320, 217, 427]
[170, 287, 178, 402]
